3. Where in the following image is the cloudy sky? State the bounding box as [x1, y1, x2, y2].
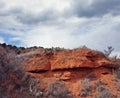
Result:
[0, 0, 120, 55]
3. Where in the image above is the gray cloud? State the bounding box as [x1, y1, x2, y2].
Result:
[0, 7, 31, 32]
[0, 0, 120, 56]
[0, 8, 23, 20]
[0, 2, 60, 27]
[71, 0, 120, 17]
[0, 1, 5, 9]
[16, 9, 59, 25]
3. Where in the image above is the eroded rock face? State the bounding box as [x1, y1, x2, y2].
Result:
[60, 71, 71, 81]
[53, 71, 71, 80]
[24, 48, 115, 72]
[25, 55, 51, 72]
[50, 48, 115, 70]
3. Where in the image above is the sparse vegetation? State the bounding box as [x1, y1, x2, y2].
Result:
[115, 69, 120, 79]
[80, 78, 92, 97]
[29, 79, 43, 98]
[0, 46, 34, 98]
[94, 80, 105, 87]
[104, 46, 114, 57]
[95, 86, 112, 98]
[111, 58, 120, 79]
[94, 79, 115, 98]
[47, 80, 72, 98]
[44, 47, 65, 55]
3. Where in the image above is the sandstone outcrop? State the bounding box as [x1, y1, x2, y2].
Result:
[51, 48, 115, 70]
[25, 55, 51, 72]
[24, 48, 116, 72]
[60, 71, 71, 80]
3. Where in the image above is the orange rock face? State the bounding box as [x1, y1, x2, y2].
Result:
[50, 48, 115, 70]
[24, 48, 115, 72]
[25, 55, 51, 72]
[60, 71, 71, 80]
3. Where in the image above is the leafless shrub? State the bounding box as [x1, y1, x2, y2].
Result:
[80, 78, 92, 97]
[44, 48, 53, 55]
[115, 69, 120, 79]
[29, 79, 43, 98]
[113, 59, 120, 79]
[0, 47, 34, 98]
[0, 66, 34, 98]
[104, 46, 114, 57]
[95, 86, 111, 98]
[94, 80, 105, 87]
[94, 80, 114, 98]
[53, 47, 65, 52]
[44, 47, 65, 55]
[47, 80, 72, 98]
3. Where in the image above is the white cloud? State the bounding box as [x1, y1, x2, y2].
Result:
[0, 0, 120, 56]
[21, 25, 75, 48]
[19, 14, 120, 52]
[1, 0, 71, 13]
[76, 14, 120, 50]
[111, 51, 120, 58]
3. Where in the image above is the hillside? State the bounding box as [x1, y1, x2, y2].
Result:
[0, 43, 120, 98]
